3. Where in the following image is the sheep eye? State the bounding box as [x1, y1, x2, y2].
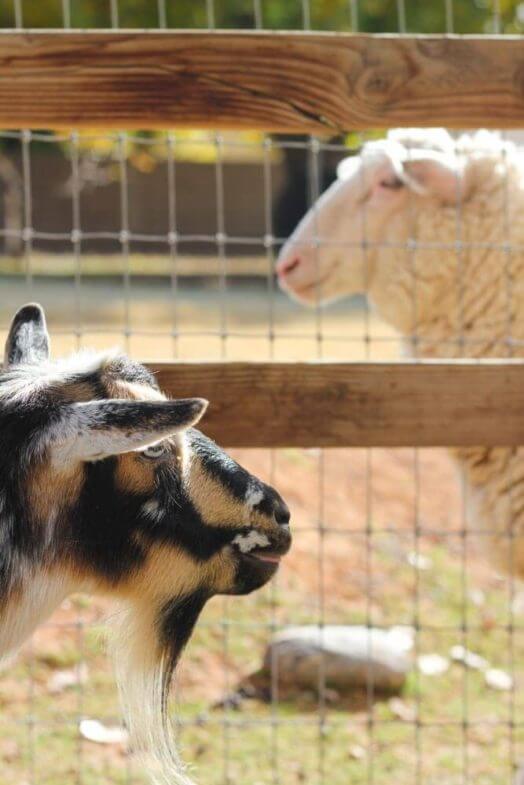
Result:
[142, 443, 169, 460]
[380, 177, 404, 190]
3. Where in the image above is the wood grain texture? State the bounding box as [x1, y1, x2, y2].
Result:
[0, 32, 523, 131]
[150, 361, 524, 448]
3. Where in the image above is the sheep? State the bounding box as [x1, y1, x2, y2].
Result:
[0, 303, 291, 785]
[276, 128, 524, 578]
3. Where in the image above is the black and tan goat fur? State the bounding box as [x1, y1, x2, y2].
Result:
[0, 304, 291, 784]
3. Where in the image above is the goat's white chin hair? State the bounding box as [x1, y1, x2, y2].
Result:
[109, 603, 196, 785]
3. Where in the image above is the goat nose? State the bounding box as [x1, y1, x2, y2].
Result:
[274, 499, 291, 526]
[276, 254, 301, 278]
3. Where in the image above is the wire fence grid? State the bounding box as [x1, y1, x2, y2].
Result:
[0, 2, 523, 785]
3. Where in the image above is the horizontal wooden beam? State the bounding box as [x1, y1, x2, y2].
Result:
[150, 361, 524, 448]
[0, 32, 523, 131]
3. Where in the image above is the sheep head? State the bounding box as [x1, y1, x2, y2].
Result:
[275, 129, 507, 337]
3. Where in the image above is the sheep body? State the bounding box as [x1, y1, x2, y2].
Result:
[277, 130, 524, 576]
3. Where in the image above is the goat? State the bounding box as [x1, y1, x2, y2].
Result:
[0, 303, 291, 784]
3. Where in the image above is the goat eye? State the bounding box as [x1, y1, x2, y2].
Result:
[142, 443, 169, 460]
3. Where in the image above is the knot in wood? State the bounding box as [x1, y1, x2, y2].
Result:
[364, 69, 394, 96]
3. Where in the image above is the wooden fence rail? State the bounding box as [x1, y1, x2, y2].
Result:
[151, 361, 524, 448]
[0, 31, 523, 130]
[2, 32, 524, 449]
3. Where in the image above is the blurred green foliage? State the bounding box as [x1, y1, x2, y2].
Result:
[0, 0, 522, 33]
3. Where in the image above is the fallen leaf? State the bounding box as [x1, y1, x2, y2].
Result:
[450, 645, 488, 671]
[417, 654, 449, 676]
[469, 589, 485, 607]
[406, 552, 432, 571]
[79, 719, 128, 746]
[484, 668, 513, 691]
[349, 744, 366, 760]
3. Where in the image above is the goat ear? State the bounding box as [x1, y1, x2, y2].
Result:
[400, 150, 469, 205]
[48, 398, 208, 465]
[4, 303, 50, 368]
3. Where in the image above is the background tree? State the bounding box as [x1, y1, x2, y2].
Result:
[0, 0, 521, 33]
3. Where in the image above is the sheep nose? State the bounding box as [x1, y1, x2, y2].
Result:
[276, 254, 301, 279]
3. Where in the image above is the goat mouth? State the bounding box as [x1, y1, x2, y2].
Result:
[246, 550, 283, 564]
[232, 543, 290, 567]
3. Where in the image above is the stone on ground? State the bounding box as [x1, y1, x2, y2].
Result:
[263, 625, 412, 693]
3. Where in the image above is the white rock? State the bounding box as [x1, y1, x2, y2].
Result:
[484, 668, 513, 691]
[417, 654, 450, 676]
[512, 591, 524, 615]
[349, 744, 366, 760]
[47, 663, 88, 694]
[469, 589, 485, 607]
[265, 626, 412, 693]
[406, 552, 432, 571]
[79, 719, 128, 746]
[450, 645, 488, 671]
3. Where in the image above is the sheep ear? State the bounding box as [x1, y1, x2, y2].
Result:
[400, 150, 468, 204]
[48, 398, 208, 465]
[336, 155, 360, 182]
[4, 303, 50, 368]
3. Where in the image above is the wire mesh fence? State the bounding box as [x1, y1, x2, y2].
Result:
[0, 2, 523, 785]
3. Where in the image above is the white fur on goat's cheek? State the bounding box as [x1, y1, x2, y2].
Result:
[245, 482, 264, 509]
[232, 530, 270, 553]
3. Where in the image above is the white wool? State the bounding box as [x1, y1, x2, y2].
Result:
[281, 128, 524, 577]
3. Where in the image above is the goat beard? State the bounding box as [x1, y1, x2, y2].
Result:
[109, 593, 207, 785]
